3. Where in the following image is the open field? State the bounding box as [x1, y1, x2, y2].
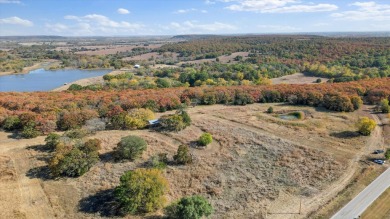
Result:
[271, 73, 329, 85]
[0, 103, 384, 219]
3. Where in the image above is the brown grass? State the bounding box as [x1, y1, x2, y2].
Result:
[361, 187, 390, 219]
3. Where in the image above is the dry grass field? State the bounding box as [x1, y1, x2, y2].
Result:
[361, 188, 390, 219]
[271, 73, 329, 85]
[0, 104, 386, 219]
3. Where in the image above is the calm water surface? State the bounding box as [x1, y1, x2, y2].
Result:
[0, 68, 111, 92]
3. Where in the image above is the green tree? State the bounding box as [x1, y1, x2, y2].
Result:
[267, 106, 274, 114]
[165, 195, 213, 219]
[21, 122, 41, 139]
[351, 96, 363, 110]
[173, 145, 192, 165]
[356, 117, 376, 136]
[2, 116, 21, 131]
[115, 168, 168, 214]
[198, 133, 213, 146]
[115, 135, 147, 160]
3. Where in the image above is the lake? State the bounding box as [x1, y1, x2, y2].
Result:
[0, 68, 112, 92]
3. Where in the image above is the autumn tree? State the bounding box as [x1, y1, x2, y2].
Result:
[115, 169, 168, 214]
[356, 117, 376, 136]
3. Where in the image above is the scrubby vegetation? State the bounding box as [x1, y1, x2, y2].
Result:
[165, 195, 213, 219]
[114, 168, 168, 214]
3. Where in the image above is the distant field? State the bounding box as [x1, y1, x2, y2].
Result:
[55, 44, 163, 55]
[271, 73, 329, 84]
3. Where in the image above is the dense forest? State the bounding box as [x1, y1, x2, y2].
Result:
[158, 36, 390, 81]
[0, 78, 389, 138]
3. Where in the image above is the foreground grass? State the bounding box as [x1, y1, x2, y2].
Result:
[361, 187, 390, 219]
[311, 165, 385, 219]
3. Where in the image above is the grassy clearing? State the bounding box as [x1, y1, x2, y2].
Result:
[361, 187, 390, 219]
[311, 165, 386, 219]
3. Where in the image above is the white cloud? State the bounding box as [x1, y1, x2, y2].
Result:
[331, 1, 390, 21]
[0, 0, 21, 4]
[174, 8, 208, 14]
[117, 8, 130, 14]
[222, 0, 338, 13]
[163, 21, 236, 33]
[46, 14, 143, 36]
[258, 24, 300, 31]
[0, 16, 33, 26]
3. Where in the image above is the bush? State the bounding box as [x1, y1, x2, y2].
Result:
[385, 149, 390, 160]
[45, 133, 61, 150]
[267, 106, 274, 114]
[84, 118, 106, 133]
[165, 195, 213, 219]
[21, 123, 41, 139]
[147, 153, 168, 169]
[115, 169, 168, 214]
[351, 96, 363, 110]
[356, 117, 376, 136]
[288, 111, 305, 120]
[198, 133, 213, 146]
[3, 116, 21, 131]
[49, 146, 99, 177]
[380, 99, 390, 113]
[159, 114, 186, 132]
[174, 145, 192, 165]
[315, 78, 322, 83]
[64, 128, 88, 139]
[115, 135, 147, 160]
[68, 84, 83, 91]
[81, 139, 102, 153]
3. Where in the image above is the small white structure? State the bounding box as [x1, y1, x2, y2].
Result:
[134, 64, 141, 69]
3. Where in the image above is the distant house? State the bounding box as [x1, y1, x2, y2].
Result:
[134, 64, 141, 69]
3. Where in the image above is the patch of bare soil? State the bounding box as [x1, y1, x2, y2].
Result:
[217, 52, 249, 63]
[0, 104, 377, 219]
[271, 73, 329, 85]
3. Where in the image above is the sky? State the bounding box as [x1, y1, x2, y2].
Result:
[0, 0, 389, 36]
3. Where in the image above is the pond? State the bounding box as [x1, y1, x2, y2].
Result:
[0, 68, 112, 92]
[278, 114, 299, 120]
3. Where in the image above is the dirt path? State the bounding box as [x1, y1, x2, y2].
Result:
[0, 137, 56, 219]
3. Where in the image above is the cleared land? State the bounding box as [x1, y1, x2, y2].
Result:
[271, 73, 329, 85]
[0, 104, 385, 219]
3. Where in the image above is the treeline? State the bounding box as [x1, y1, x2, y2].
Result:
[0, 78, 389, 138]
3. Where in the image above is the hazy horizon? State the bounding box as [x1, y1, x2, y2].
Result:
[0, 0, 389, 36]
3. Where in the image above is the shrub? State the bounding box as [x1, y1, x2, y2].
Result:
[356, 117, 376, 136]
[49, 146, 99, 177]
[21, 123, 41, 139]
[351, 96, 363, 110]
[165, 195, 213, 219]
[49, 138, 100, 177]
[174, 145, 192, 165]
[315, 78, 322, 83]
[84, 118, 106, 133]
[115, 135, 147, 160]
[385, 149, 390, 160]
[181, 110, 192, 127]
[198, 133, 213, 146]
[159, 114, 186, 132]
[3, 116, 21, 131]
[45, 133, 61, 150]
[81, 139, 102, 153]
[267, 106, 274, 114]
[288, 111, 305, 120]
[68, 84, 83, 91]
[64, 128, 88, 139]
[147, 153, 168, 169]
[115, 169, 168, 214]
[380, 99, 390, 113]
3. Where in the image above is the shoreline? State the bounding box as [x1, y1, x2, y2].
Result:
[0, 60, 59, 76]
[51, 70, 123, 91]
